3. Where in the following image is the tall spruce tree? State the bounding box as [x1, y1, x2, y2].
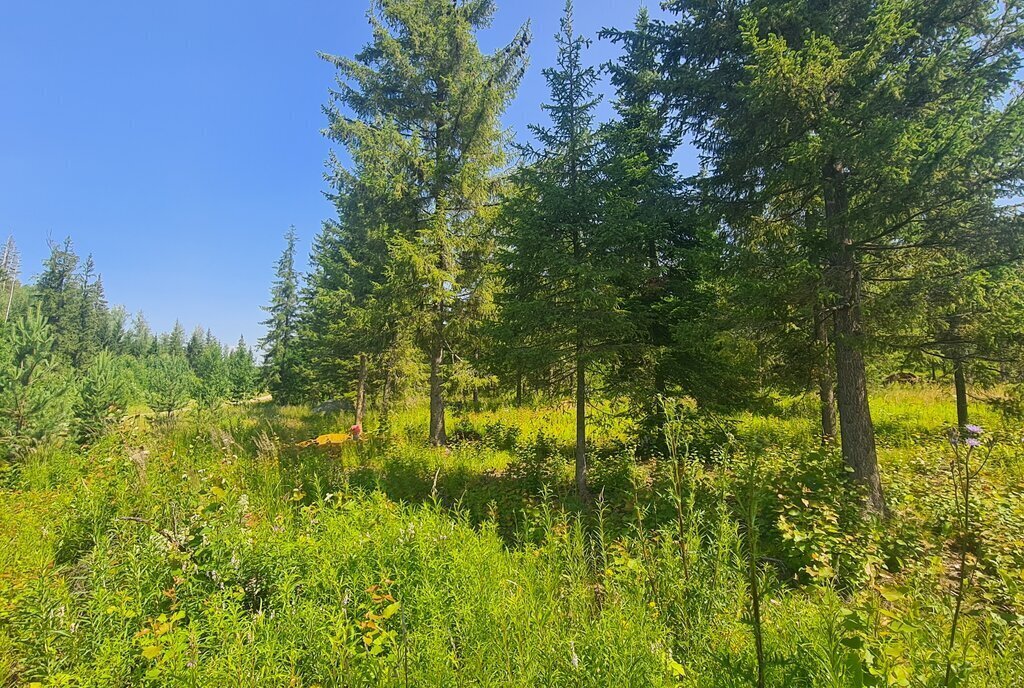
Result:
[499, 0, 624, 497]
[320, 0, 529, 445]
[657, 0, 1024, 513]
[598, 8, 678, 434]
[260, 227, 302, 405]
[35, 237, 83, 364]
[299, 141, 414, 424]
[74, 255, 107, 367]
[597, 9, 750, 444]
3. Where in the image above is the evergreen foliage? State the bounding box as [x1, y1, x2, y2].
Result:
[319, 0, 529, 444]
[259, 227, 302, 405]
[654, 0, 1024, 511]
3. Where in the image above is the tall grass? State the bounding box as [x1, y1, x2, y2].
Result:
[1, 388, 1022, 686]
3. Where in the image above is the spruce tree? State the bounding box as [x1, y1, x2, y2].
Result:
[499, 0, 621, 497]
[74, 255, 107, 367]
[226, 336, 260, 402]
[259, 227, 302, 405]
[320, 0, 529, 445]
[162, 320, 187, 354]
[127, 312, 155, 357]
[598, 9, 748, 445]
[35, 237, 83, 364]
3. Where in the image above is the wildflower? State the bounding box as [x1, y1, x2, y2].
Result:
[965, 437, 981, 448]
[964, 424, 983, 436]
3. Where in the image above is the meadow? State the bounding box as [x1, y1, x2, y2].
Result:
[2, 386, 1023, 687]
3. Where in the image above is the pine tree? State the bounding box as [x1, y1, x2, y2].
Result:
[498, 1, 622, 497]
[657, 0, 1024, 513]
[0, 307, 74, 460]
[142, 352, 196, 417]
[320, 0, 529, 445]
[259, 227, 302, 405]
[76, 350, 128, 442]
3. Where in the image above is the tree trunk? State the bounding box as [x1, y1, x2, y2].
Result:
[953, 357, 969, 430]
[823, 159, 885, 514]
[429, 338, 446, 446]
[355, 353, 367, 426]
[575, 340, 589, 501]
[814, 292, 837, 444]
[516, 373, 524, 407]
[653, 363, 668, 454]
[380, 361, 393, 436]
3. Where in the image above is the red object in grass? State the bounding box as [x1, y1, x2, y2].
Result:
[350, 424, 362, 440]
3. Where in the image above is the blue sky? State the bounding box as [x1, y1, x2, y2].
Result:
[0, 0, 689, 348]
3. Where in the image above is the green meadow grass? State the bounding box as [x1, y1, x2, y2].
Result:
[1, 387, 1023, 686]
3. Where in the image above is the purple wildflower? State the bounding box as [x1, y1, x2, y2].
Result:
[964, 424, 983, 436]
[965, 437, 981, 448]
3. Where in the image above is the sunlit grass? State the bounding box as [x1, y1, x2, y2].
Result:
[1, 384, 1022, 686]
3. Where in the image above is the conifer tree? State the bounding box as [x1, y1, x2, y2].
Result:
[320, 0, 529, 445]
[35, 237, 83, 363]
[186, 326, 207, 369]
[76, 350, 128, 442]
[0, 236, 20, 323]
[0, 308, 74, 460]
[883, 233, 1024, 428]
[259, 227, 302, 405]
[143, 352, 196, 417]
[226, 336, 260, 402]
[99, 305, 129, 354]
[499, 1, 620, 497]
[657, 0, 1024, 512]
[598, 9, 746, 443]
[162, 320, 187, 355]
[74, 255, 107, 367]
[127, 312, 155, 357]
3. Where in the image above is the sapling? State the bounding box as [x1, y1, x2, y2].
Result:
[943, 423, 992, 686]
[733, 448, 767, 688]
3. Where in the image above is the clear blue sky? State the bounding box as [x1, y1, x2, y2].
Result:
[0, 0, 689, 348]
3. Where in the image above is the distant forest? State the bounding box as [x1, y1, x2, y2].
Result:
[0, 235, 261, 459]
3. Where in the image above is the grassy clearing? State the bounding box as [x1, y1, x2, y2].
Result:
[1, 387, 1023, 686]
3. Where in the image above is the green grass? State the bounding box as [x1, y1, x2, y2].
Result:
[1, 387, 1023, 686]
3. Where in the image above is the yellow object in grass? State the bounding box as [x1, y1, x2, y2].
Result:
[297, 432, 351, 448]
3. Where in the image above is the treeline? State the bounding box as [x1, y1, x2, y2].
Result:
[0, 237, 261, 463]
[258, 0, 1024, 512]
